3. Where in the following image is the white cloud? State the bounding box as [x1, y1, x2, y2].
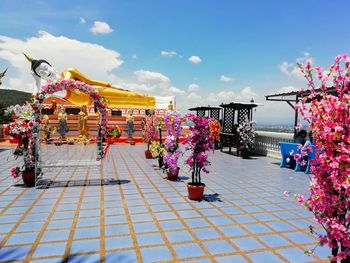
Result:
[132, 70, 186, 96]
[220, 75, 233, 82]
[279, 52, 312, 80]
[188, 55, 201, 64]
[79, 17, 86, 24]
[90, 21, 113, 35]
[187, 92, 202, 101]
[188, 83, 199, 92]
[277, 85, 299, 94]
[207, 90, 236, 103]
[206, 87, 256, 104]
[278, 62, 293, 75]
[161, 51, 177, 57]
[0, 31, 123, 93]
[131, 54, 138, 59]
[134, 70, 170, 83]
[169, 86, 185, 94]
[240, 86, 257, 100]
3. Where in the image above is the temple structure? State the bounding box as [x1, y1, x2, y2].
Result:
[23, 53, 173, 139]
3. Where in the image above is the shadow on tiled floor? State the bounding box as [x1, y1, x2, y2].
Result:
[0, 144, 329, 262]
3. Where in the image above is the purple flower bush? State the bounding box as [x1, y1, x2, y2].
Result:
[184, 114, 214, 185]
[163, 111, 182, 173]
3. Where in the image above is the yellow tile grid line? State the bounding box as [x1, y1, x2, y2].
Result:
[23, 144, 95, 261]
[99, 156, 106, 262]
[203, 155, 323, 261]
[23, 165, 81, 262]
[136, 147, 320, 263]
[118, 146, 191, 262]
[133, 153, 259, 262]
[0, 145, 325, 262]
[0, 166, 64, 252]
[195, 159, 322, 261]
[110, 147, 143, 263]
[120, 146, 225, 262]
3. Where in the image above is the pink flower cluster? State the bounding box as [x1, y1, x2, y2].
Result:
[11, 167, 20, 178]
[296, 54, 350, 260]
[184, 114, 214, 184]
[163, 111, 182, 173]
[32, 79, 109, 141]
[142, 112, 158, 146]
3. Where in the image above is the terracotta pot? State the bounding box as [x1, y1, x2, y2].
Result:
[22, 170, 35, 187]
[167, 167, 180, 181]
[187, 183, 205, 200]
[145, 150, 153, 159]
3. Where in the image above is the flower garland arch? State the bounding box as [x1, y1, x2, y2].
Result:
[31, 79, 108, 143]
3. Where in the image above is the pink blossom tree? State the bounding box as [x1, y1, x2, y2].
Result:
[294, 54, 350, 262]
[142, 111, 158, 151]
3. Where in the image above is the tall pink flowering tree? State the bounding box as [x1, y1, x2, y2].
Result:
[185, 114, 214, 185]
[142, 111, 158, 151]
[295, 54, 350, 262]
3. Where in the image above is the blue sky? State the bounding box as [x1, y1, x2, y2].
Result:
[0, 0, 349, 124]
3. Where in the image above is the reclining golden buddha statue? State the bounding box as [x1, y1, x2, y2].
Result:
[23, 53, 155, 109]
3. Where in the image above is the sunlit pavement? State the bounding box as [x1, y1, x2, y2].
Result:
[0, 144, 328, 262]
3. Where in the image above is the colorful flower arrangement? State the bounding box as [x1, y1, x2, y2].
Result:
[209, 120, 221, 141]
[163, 111, 182, 173]
[184, 114, 214, 185]
[4, 120, 34, 140]
[150, 140, 166, 158]
[4, 106, 36, 180]
[290, 54, 350, 261]
[109, 125, 123, 138]
[32, 79, 108, 141]
[5, 103, 35, 122]
[237, 120, 256, 152]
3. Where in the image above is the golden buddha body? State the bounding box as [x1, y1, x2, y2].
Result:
[23, 53, 156, 109]
[61, 69, 155, 109]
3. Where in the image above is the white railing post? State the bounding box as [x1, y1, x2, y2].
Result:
[254, 131, 294, 159]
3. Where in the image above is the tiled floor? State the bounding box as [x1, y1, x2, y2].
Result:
[0, 144, 328, 262]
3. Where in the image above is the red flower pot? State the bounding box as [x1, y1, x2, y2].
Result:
[167, 167, 180, 181]
[145, 150, 153, 159]
[22, 170, 35, 187]
[187, 183, 205, 200]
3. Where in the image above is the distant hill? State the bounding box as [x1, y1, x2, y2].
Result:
[0, 89, 32, 107]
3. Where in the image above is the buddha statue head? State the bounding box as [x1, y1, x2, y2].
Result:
[23, 53, 60, 82]
[23, 53, 60, 93]
[168, 100, 174, 110]
[81, 105, 87, 114]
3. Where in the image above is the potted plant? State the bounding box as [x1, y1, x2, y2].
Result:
[142, 110, 158, 158]
[4, 118, 36, 187]
[184, 114, 214, 200]
[163, 111, 182, 180]
[236, 120, 256, 159]
[150, 140, 166, 167]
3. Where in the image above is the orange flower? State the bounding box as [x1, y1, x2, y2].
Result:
[209, 120, 221, 141]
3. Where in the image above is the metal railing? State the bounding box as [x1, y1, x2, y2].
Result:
[254, 131, 294, 159]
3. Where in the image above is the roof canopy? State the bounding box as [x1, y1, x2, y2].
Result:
[265, 87, 338, 136]
[188, 106, 222, 111]
[265, 87, 338, 103]
[220, 102, 258, 109]
[188, 105, 222, 120]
